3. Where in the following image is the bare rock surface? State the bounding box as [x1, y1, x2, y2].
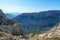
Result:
[0, 9, 28, 40]
[28, 23, 60, 40]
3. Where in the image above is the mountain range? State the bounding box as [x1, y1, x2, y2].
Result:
[11, 10, 60, 34]
[1, 9, 60, 40]
[5, 13, 20, 19]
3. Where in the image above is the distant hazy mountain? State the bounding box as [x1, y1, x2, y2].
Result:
[13, 10, 60, 34]
[5, 13, 20, 19]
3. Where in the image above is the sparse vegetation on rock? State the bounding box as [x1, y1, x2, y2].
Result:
[28, 23, 60, 40]
[0, 9, 28, 40]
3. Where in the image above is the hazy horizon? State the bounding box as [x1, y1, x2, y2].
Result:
[0, 0, 60, 13]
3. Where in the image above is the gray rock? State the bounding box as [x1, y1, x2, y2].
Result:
[0, 9, 23, 36]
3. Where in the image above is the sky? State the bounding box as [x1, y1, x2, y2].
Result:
[0, 0, 60, 13]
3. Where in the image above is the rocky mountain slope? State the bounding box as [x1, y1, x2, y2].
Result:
[13, 10, 60, 34]
[0, 9, 60, 40]
[0, 9, 23, 35]
[28, 23, 60, 40]
[0, 9, 28, 40]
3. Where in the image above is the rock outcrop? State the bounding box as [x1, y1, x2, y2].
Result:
[28, 23, 60, 40]
[0, 9, 28, 40]
[0, 9, 23, 36]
